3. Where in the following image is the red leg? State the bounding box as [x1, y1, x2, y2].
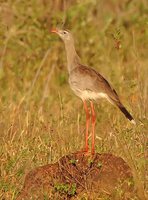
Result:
[83, 100, 90, 152]
[90, 101, 96, 155]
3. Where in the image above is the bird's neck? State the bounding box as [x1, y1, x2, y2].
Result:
[64, 41, 80, 73]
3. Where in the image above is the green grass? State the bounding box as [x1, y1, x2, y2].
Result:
[0, 0, 147, 199]
[54, 183, 76, 196]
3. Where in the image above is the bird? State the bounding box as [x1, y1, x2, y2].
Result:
[51, 28, 136, 155]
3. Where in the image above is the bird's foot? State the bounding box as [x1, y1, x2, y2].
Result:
[91, 149, 95, 155]
[76, 147, 89, 155]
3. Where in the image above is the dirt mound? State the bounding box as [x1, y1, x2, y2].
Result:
[17, 153, 135, 199]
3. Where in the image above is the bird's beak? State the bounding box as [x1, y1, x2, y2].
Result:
[51, 29, 58, 34]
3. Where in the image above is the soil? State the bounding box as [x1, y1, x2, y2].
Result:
[17, 152, 135, 200]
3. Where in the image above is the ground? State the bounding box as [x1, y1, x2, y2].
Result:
[17, 152, 134, 200]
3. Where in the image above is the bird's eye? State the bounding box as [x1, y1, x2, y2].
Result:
[63, 31, 67, 34]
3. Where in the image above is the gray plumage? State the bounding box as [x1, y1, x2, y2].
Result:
[52, 29, 135, 124]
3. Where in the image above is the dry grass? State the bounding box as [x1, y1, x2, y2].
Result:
[0, 0, 147, 199]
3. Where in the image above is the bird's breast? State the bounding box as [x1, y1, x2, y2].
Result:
[79, 90, 109, 100]
[70, 85, 109, 101]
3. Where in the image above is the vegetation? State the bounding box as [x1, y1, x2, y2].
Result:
[0, 0, 147, 199]
[54, 183, 77, 196]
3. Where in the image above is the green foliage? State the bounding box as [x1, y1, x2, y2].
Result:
[97, 161, 102, 169]
[88, 158, 94, 167]
[54, 183, 76, 196]
[69, 158, 78, 165]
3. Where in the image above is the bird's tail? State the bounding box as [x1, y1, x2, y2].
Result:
[117, 103, 136, 125]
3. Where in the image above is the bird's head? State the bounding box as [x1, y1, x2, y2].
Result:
[51, 28, 73, 43]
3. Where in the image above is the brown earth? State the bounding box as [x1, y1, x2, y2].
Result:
[17, 152, 135, 200]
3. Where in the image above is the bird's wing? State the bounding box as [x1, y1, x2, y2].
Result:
[70, 64, 121, 103]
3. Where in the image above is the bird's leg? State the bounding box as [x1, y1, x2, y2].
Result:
[90, 101, 96, 155]
[83, 100, 90, 152]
